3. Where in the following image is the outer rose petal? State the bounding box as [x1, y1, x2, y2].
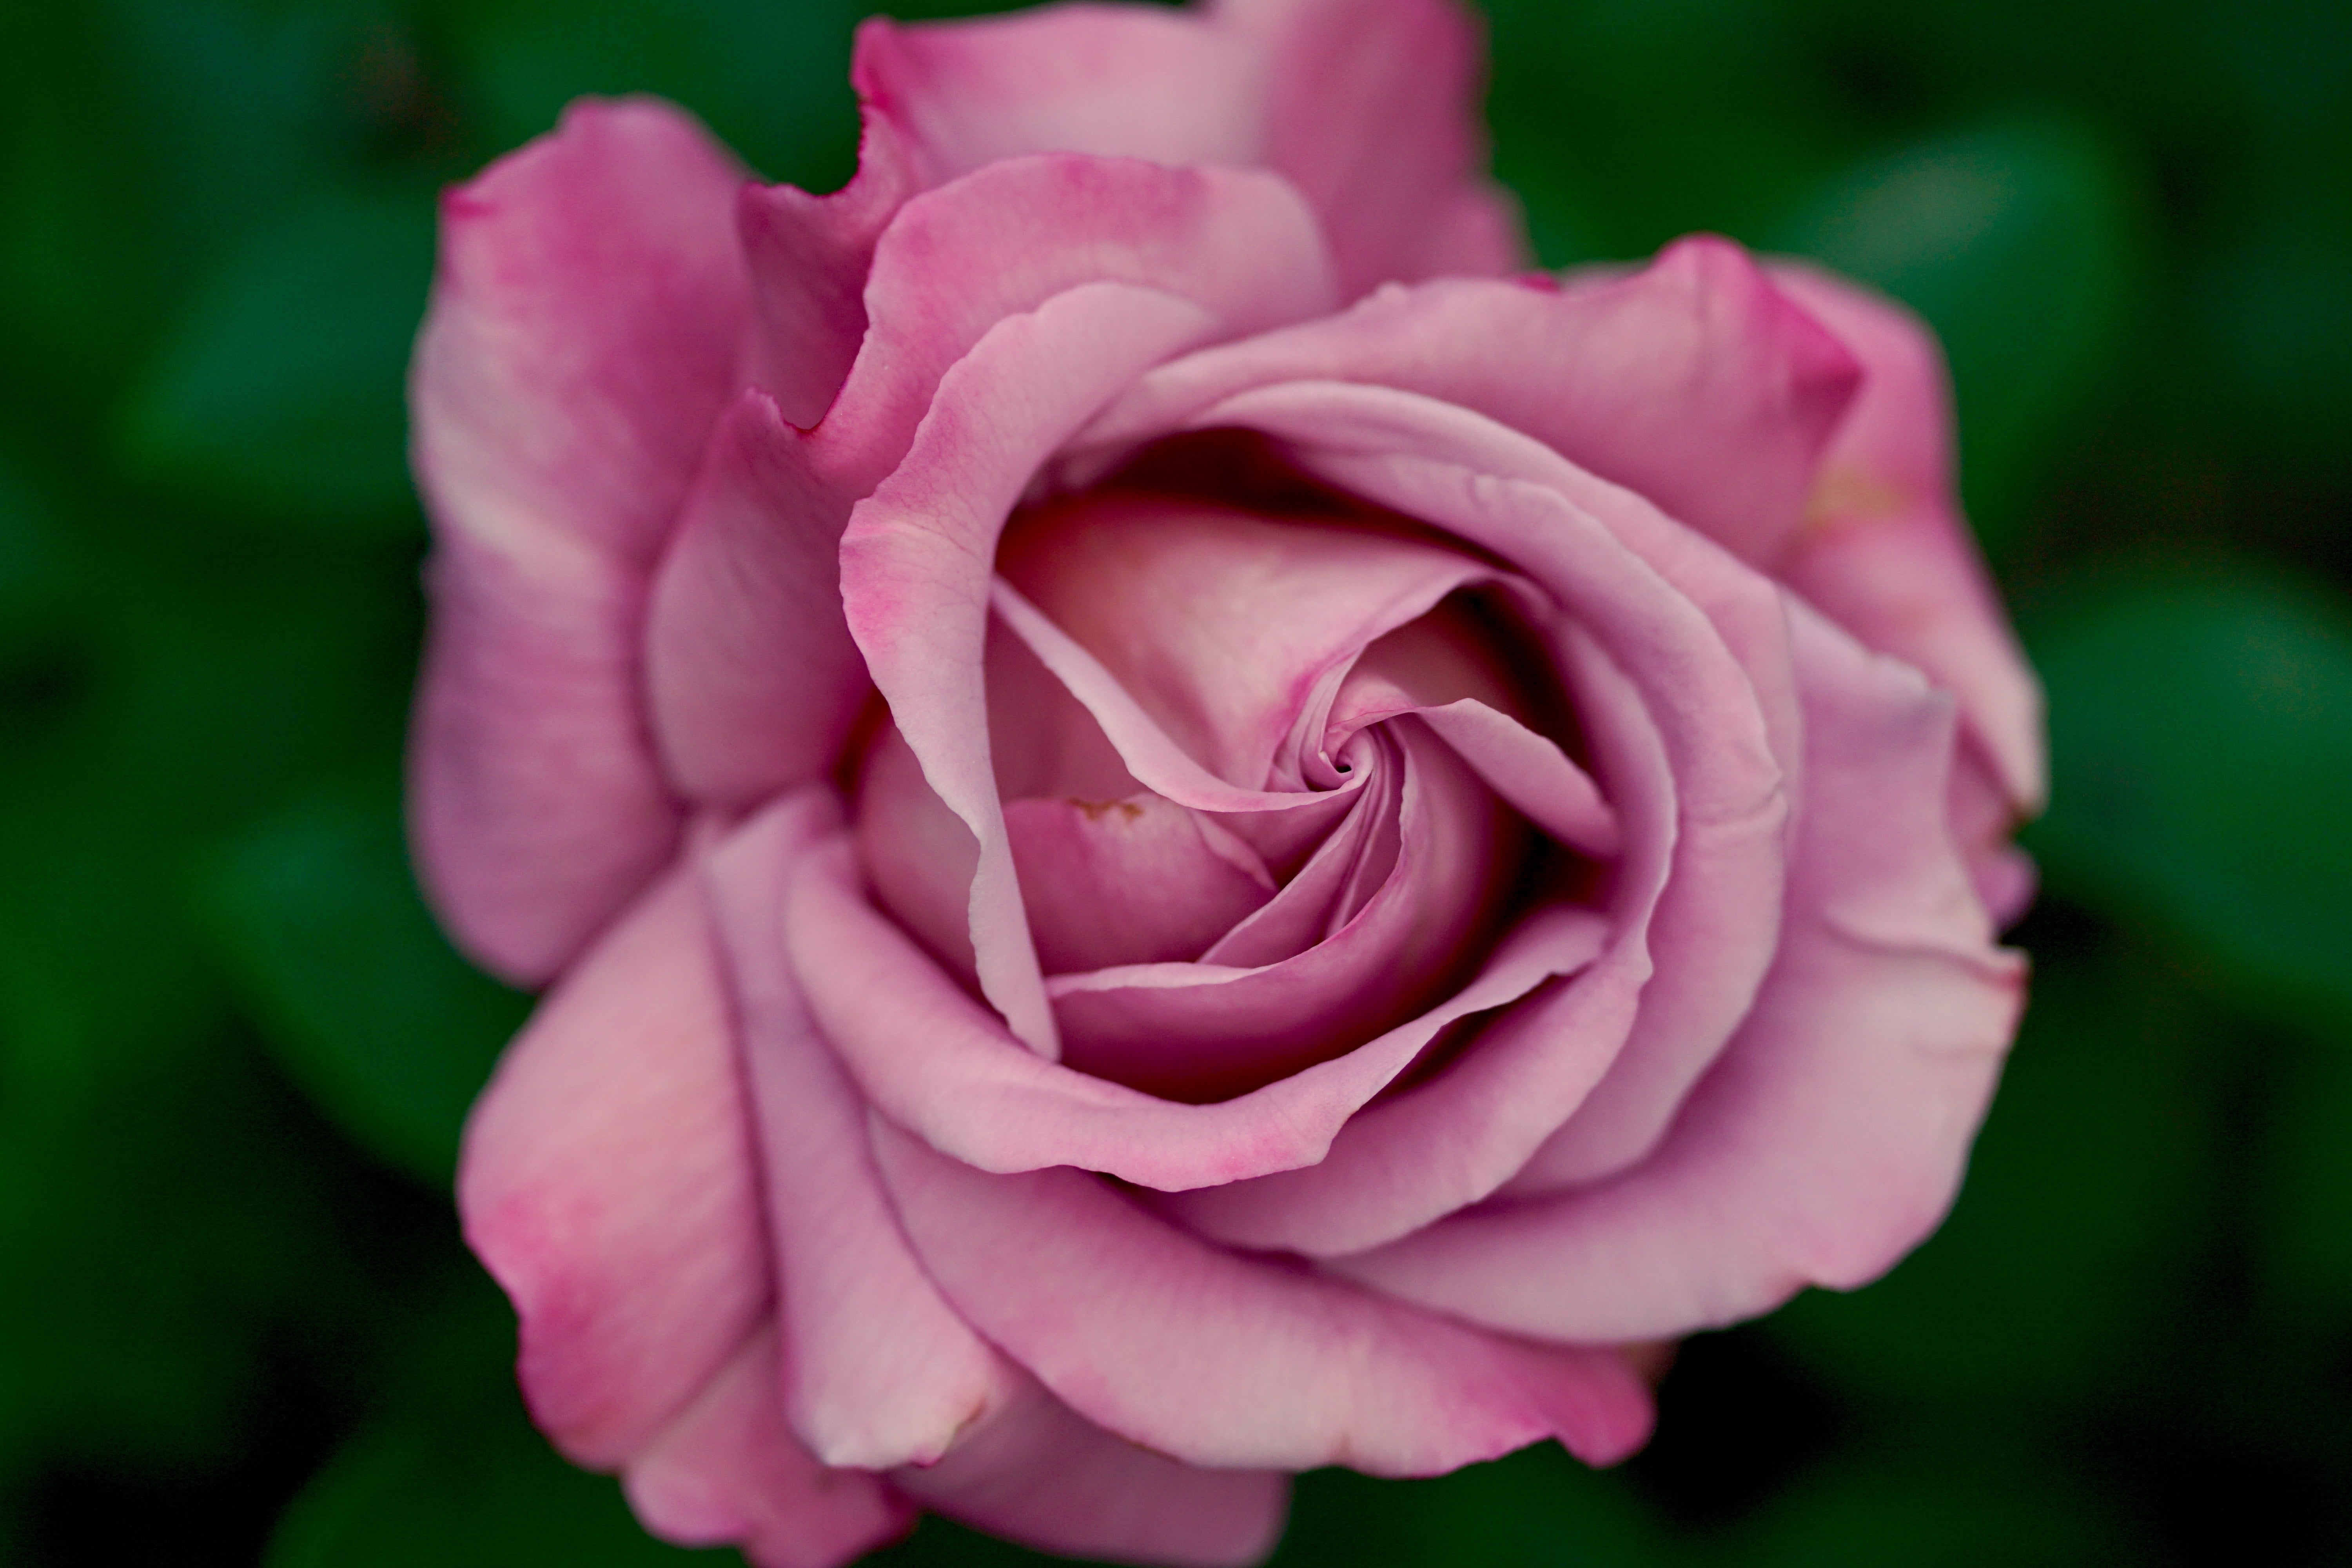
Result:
[643, 391, 874, 804]
[823, 154, 1339, 494]
[1216, 0, 1525, 290]
[458, 868, 765, 1468]
[853, 7, 1263, 189]
[891, 1371, 1289, 1568]
[839, 284, 1230, 1054]
[705, 793, 1022, 1472]
[856, 0, 1520, 295]
[870, 1120, 1654, 1474]
[410, 98, 747, 981]
[1075, 238, 1860, 572]
[1766, 261, 2046, 817]
[1333, 605, 2023, 1339]
[735, 114, 918, 430]
[622, 1328, 913, 1568]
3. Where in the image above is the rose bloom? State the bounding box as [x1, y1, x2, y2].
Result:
[408, 0, 2045, 1563]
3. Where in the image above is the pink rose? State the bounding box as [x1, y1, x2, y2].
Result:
[409, 1, 2045, 1563]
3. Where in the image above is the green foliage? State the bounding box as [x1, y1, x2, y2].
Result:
[206, 783, 530, 1186]
[123, 184, 439, 528]
[267, 1272, 710, 1568]
[2029, 568, 2352, 1023]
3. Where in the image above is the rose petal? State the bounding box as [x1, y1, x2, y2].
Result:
[1076, 238, 1859, 569]
[1044, 722, 1514, 1102]
[998, 492, 1504, 792]
[988, 574, 1376, 817]
[1159, 627, 1670, 1255]
[1006, 792, 1276, 974]
[622, 1327, 913, 1568]
[735, 114, 917, 429]
[840, 283, 1232, 1054]
[410, 98, 745, 980]
[1767, 260, 2047, 817]
[889, 1370, 1289, 1568]
[1332, 604, 2024, 1339]
[409, 532, 679, 985]
[1169, 383, 1796, 1182]
[821, 155, 1339, 493]
[457, 867, 764, 1467]
[856, 0, 1523, 295]
[643, 391, 873, 805]
[1218, 0, 1526, 290]
[869, 1120, 1654, 1474]
[787, 831, 1601, 1191]
[705, 793, 1021, 1472]
[851, 8, 1263, 189]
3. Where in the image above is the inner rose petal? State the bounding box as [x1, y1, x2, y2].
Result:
[996, 490, 1503, 791]
[857, 475, 1620, 1102]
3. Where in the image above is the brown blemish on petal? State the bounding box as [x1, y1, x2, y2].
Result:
[1802, 465, 1912, 536]
[1069, 798, 1146, 823]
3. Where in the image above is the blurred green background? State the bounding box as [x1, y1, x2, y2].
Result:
[1, 0, 2347, 1562]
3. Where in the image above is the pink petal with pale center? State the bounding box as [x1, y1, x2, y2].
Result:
[410, 98, 747, 980]
[870, 1119, 1653, 1474]
[457, 867, 764, 1468]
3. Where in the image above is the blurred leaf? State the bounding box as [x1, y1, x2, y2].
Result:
[0, 1015, 384, 1477]
[1485, 0, 1851, 264]
[0, 0, 384, 397]
[207, 784, 530, 1187]
[121, 183, 436, 528]
[1269, 1448, 1668, 1568]
[1771, 117, 2138, 558]
[0, 459, 75, 701]
[868, 1443, 1671, 1568]
[266, 1271, 710, 1568]
[1696, 1456, 2138, 1568]
[2198, 189, 2352, 472]
[2025, 565, 2352, 1022]
[454, 0, 862, 188]
[2263, 1024, 2352, 1322]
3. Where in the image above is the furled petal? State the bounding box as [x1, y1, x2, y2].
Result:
[988, 575, 1375, 817]
[1159, 383, 1795, 1183]
[1332, 604, 2024, 1339]
[1044, 722, 1514, 1102]
[786, 832, 1600, 1191]
[1214, 0, 1525, 291]
[870, 1120, 1654, 1474]
[457, 867, 764, 1468]
[839, 283, 1232, 1054]
[1005, 792, 1276, 974]
[890, 1370, 1288, 1568]
[1158, 628, 1669, 1255]
[1074, 238, 1858, 569]
[998, 492, 1504, 791]
[1766, 260, 2047, 816]
[644, 392, 873, 804]
[622, 1327, 913, 1568]
[704, 793, 1020, 1472]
